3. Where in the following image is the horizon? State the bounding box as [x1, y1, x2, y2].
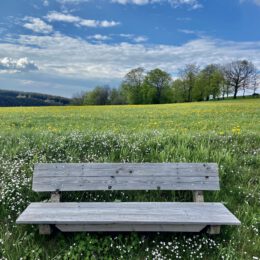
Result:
[0, 0, 260, 98]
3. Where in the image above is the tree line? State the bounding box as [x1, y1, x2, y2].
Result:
[0, 89, 70, 107]
[72, 60, 259, 105]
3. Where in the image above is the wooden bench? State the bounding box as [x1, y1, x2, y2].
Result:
[16, 163, 240, 235]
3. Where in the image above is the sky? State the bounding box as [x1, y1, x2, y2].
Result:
[0, 0, 260, 97]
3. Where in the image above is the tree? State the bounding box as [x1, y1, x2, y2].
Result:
[71, 91, 85, 105]
[250, 73, 260, 96]
[224, 60, 257, 99]
[143, 68, 172, 104]
[219, 79, 232, 100]
[121, 67, 145, 104]
[192, 64, 224, 101]
[110, 88, 125, 105]
[180, 64, 200, 102]
[84, 86, 110, 105]
[192, 73, 209, 101]
[209, 66, 224, 99]
[172, 79, 186, 103]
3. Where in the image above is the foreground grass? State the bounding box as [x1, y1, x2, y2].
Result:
[0, 99, 259, 259]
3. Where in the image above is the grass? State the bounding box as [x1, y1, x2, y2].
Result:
[0, 99, 259, 259]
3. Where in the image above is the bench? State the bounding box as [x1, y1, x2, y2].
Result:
[16, 163, 240, 235]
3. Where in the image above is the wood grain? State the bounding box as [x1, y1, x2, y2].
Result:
[16, 202, 241, 226]
[33, 163, 220, 191]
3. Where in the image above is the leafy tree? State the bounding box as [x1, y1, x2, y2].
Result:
[191, 65, 225, 101]
[192, 73, 209, 101]
[143, 68, 172, 104]
[84, 86, 110, 105]
[110, 88, 125, 105]
[172, 79, 186, 103]
[180, 64, 200, 102]
[121, 67, 145, 104]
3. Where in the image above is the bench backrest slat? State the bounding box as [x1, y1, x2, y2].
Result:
[32, 163, 220, 192]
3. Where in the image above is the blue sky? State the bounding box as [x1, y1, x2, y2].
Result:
[0, 0, 259, 97]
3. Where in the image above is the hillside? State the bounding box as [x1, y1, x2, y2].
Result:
[0, 89, 71, 106]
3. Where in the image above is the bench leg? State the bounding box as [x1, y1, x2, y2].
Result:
[39, 225, 52, 235]
[192, 191, 204, 202]
[207, 225, 220, 235]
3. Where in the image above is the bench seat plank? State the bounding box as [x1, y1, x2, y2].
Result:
[16, 202, 240, 228]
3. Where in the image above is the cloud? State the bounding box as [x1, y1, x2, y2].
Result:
[119, 33, 135, 38]
[57, 0, 89, 4]
[88, 34, 111, 41]
[111, 0, 203, 9]
[1, 33, 260, 81]
[240, 0, 260, 6]
[176, 17, 192, 21]
[1, 33, 260, 97]
[170, 0, 202, 9]
[178, 29, 196, 34]
[42, 0, 49, 6]
[23, 17, 53, 34]
[119, 33, 148, 43]
[45, 11, 120, 28]
[0, 57, 39, 73]
[133, 36, 148, 42]
[178, 29, 205, 37]
[111, 0, 150, 4]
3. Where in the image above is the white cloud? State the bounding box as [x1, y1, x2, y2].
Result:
[45, 11, 120, 28]
[46, 12, 80, 23]
[57, 0, 89, 4]
[23, 17, 53, 34]
[178, 29, 204, 37]
[240, 0, 260, 6]
[112, 0, 150, 4]
[178, 29, 196, 34]
[119, 33, 135, 38]
[111, 0, 202, 9]
[88, 34, 111, 41]
[119, 33, 148, 43]
[170, 0, 202, 9]
[1, 34, 260, 81]
[0, 57, 39, 73]
[176, 17, 192, 21]
[42, 0, 49, 6]
[133, 36, 148, 42]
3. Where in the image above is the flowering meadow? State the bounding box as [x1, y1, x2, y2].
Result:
[0, 99, 259, 259]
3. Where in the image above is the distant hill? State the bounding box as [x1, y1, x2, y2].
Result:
[0, 89, 71, 107]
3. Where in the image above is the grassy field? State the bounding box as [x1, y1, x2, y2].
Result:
[0, 99, 259, 259]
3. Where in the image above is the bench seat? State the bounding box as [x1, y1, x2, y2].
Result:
[16, 202, 240, 232]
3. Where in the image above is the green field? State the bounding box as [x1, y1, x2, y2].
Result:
[0, 99, 259, 259]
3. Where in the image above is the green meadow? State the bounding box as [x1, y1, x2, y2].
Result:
[0, 99, 259, 259]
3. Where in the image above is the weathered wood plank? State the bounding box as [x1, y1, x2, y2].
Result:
[56, 224, 206, 232]
[33, 163, 220, 191]
[34, 163, 218, 177]
[207, 225, 221, 234]
[39, 224, 52, 235]
[50, 192, 61, 202]
[32, 176, 220, 192]
[32, 163, 220, 192]
[16, 202, 241, 226]
[193, 191, 204, 202]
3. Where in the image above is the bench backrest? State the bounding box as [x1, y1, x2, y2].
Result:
[32, 163, 220, 192]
